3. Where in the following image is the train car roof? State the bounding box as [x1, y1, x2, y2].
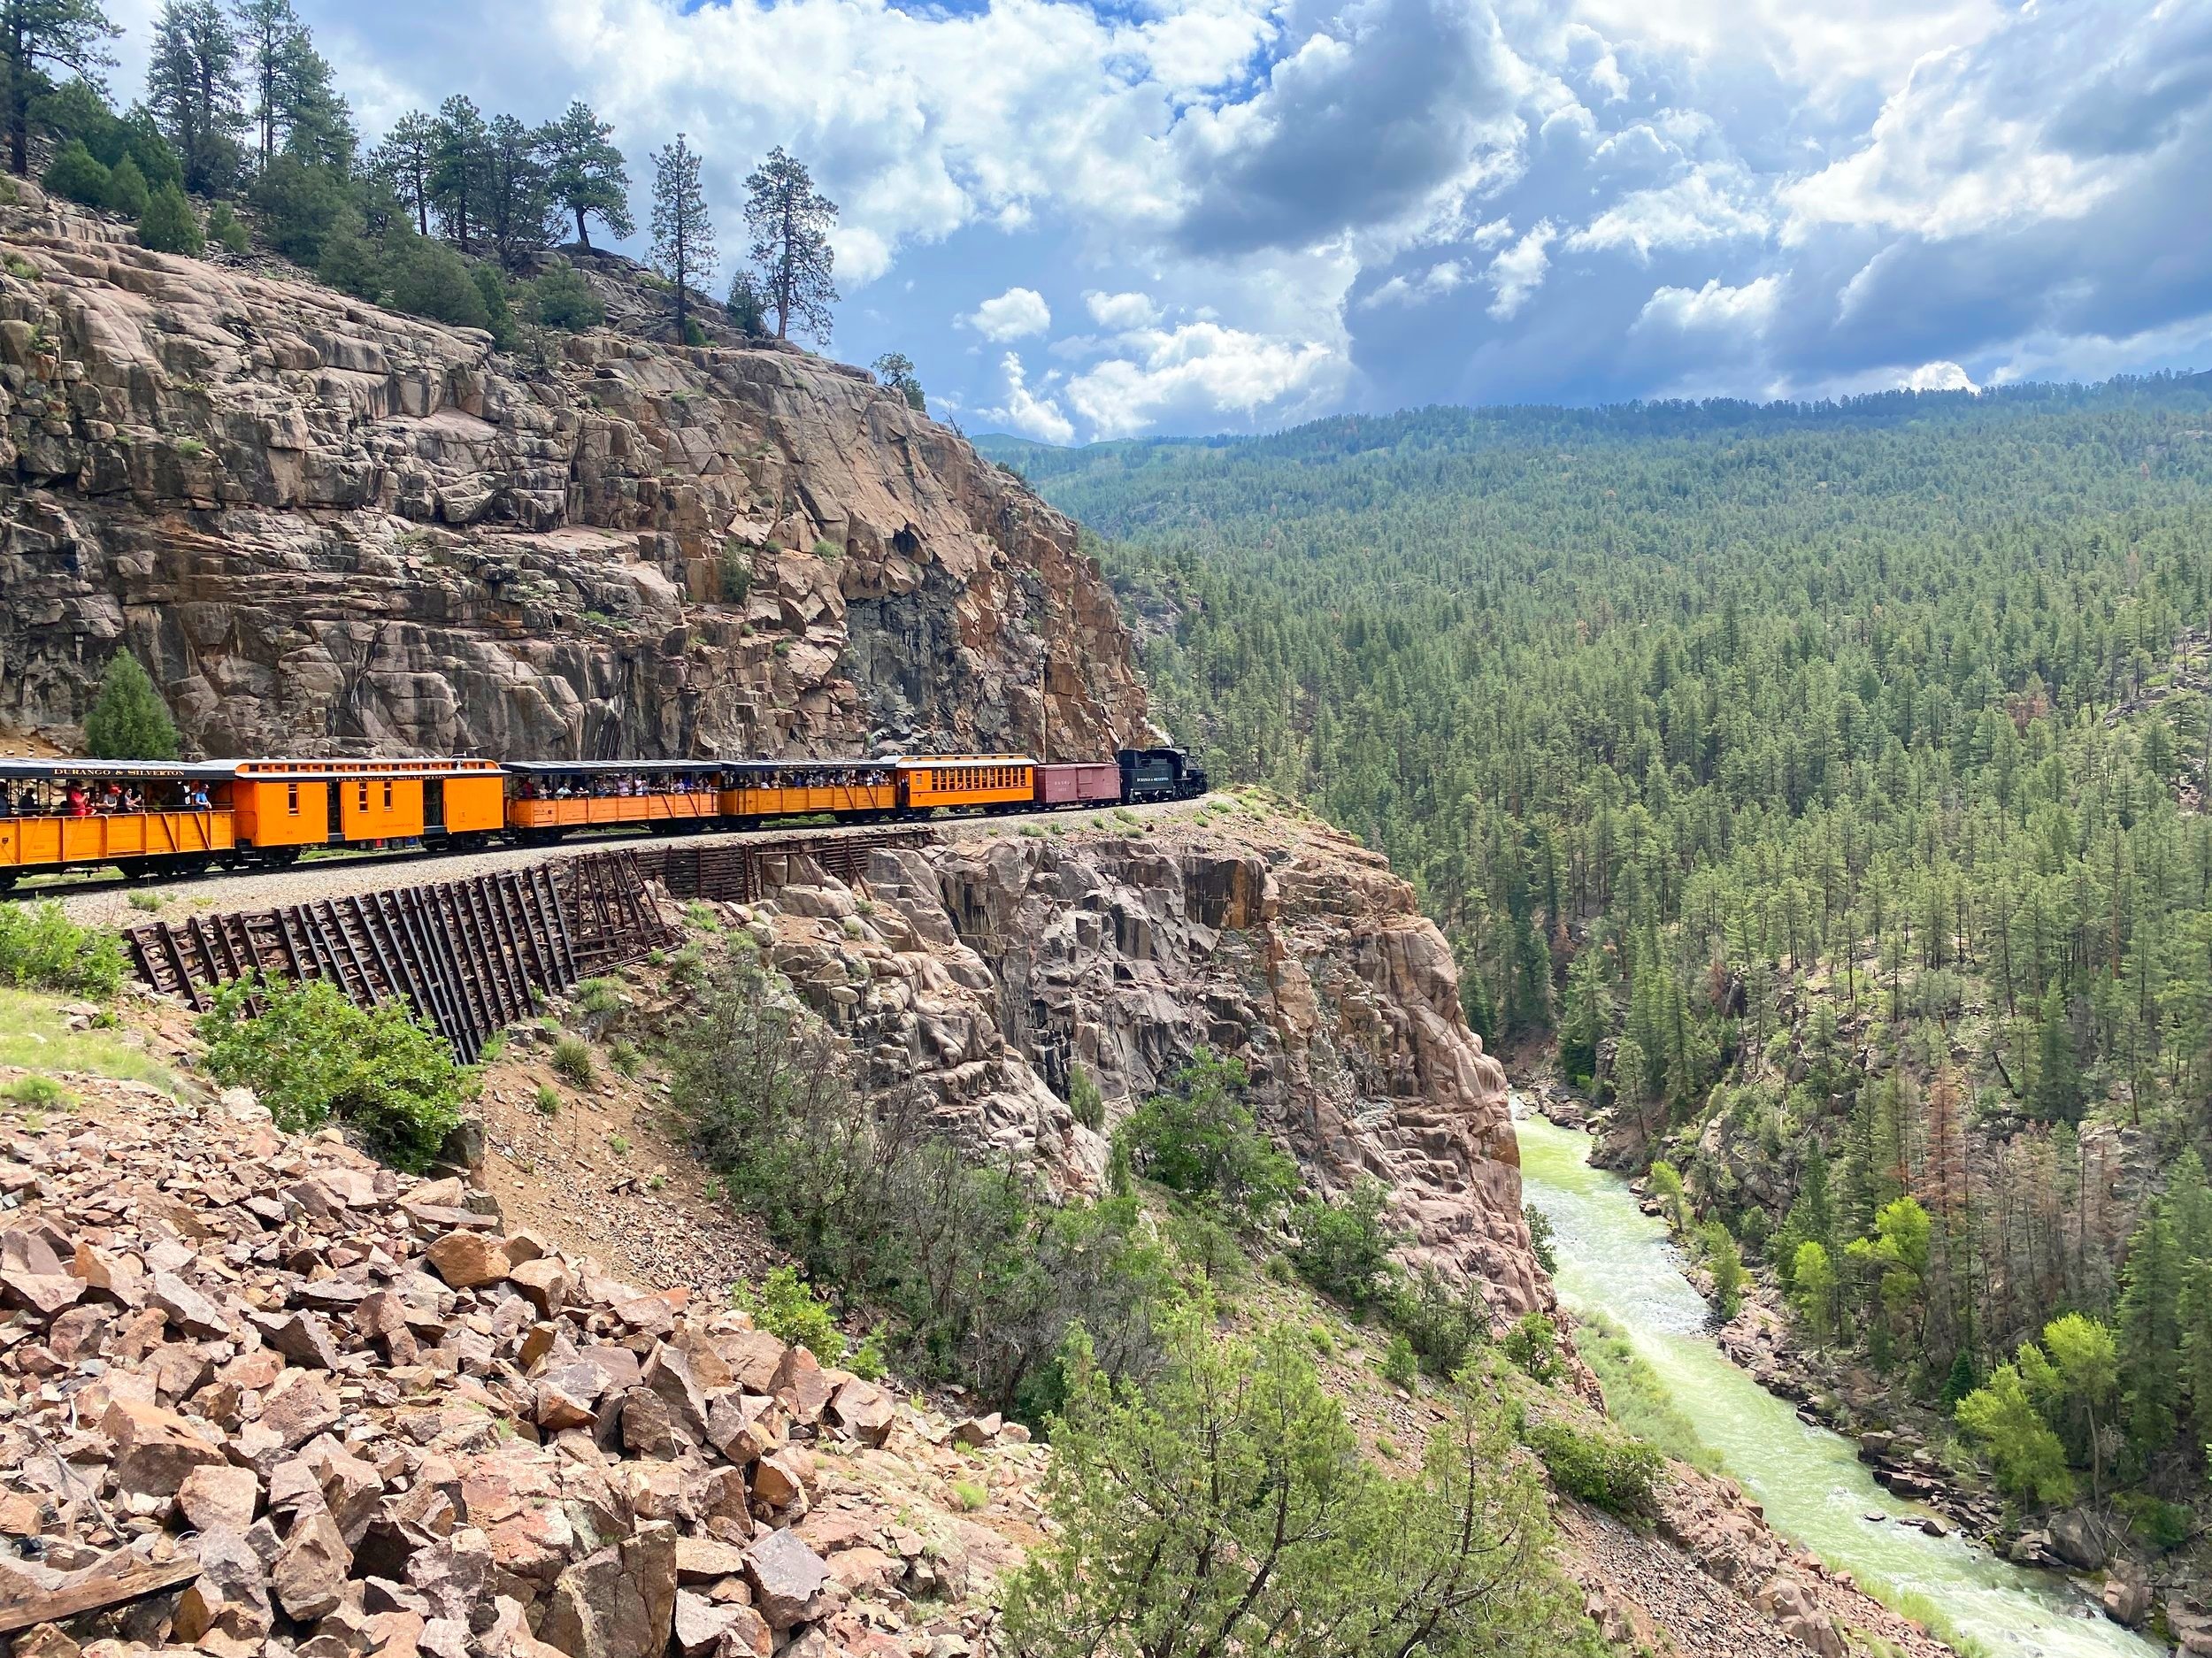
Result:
[0, 758, 239, 780]
[231, 757, 503, 777]
[504, 760, 741, 776]
[892, 754, 1035, 768]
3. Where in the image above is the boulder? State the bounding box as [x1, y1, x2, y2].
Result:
[741, 1529, 830, 1630]
[102, 1398, 226, 1498]
[177, 1464, 262, 1533]
[426, 1230, 511, 1288]
[538, 1521, 679, 1658]
[273, 1506, 354, 1620]
[2047, 1509, 2108, 1571]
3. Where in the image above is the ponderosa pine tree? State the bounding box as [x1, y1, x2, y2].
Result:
[371, 111, 434, 237]
[84, 651, 178, 759]
[539, 99, 629, 249]
[482, 112, 549, 272]
[234, 0, 346, 168]
[0, 0, 117, 177]
[145, 0, 243, 194]
[426, 94, 488, 251]
[742, 144, 836, 344]
[649, 132, 713, 344]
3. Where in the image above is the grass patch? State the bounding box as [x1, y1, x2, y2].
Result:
[550, 1035, 595, 1086]
[952, 1478, 989, 1512]
[0, 989, 173, 1091]
[1573, 1309, 1724, 1474]
[3, 1074, 72, 1109]
[534, 1083, 560, 1116]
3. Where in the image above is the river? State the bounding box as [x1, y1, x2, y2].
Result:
[1513, 1108, 2162, 1658]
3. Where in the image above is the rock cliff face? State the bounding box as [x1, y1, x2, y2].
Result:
[747, 805, 1541, 1319]
[0, 190, 1145, 761]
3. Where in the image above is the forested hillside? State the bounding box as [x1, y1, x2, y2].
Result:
[982, 376, 2212, 1553]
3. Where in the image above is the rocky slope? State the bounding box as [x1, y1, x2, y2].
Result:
[0, 1075, 1041, 1658]
[0, 188, 1144, 761]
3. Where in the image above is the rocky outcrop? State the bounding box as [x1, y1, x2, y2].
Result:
[744, 808, 1541, 1317]
[0, 1079, 1035, 1658]
[0, 190, 1145, 761]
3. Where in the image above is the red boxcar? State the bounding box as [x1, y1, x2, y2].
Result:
[1035, 762, 1123, 808]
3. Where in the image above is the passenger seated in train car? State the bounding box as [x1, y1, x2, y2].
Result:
[122, 785, 144, 813]
[187, 784, 211, 810]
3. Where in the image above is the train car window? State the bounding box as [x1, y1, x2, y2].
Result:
[287, 783, 299, 815]
[383, 781, 393, 810]
[357, 782, 369, 811]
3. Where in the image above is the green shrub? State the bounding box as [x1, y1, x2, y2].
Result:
[811, 538, 843, 560]
[387, 239, 489, 330]
[734, 1263, 842, 1360]
[0, 905, 126, 999]
[527, 259, 604, 330]
[534, 1082, 560, 1116]
[205, 200, 249, 254]
[1384, 1265, 1488, 1377]
[610, 1037, 641, 1078]
[197, 978, 464, 1171]
[952, 1478, 989, 1512]
[1381, 1332, 1418, 1388]
[1525, 1202, 1558, 1275]
[606, 1132, 630, 1156]
[1501, 1310, 1561, 1383]
[575, 977, 621, 1016]
[1114, 1048, 1297, 1229]
[4, 1075, 71, 1109]
[1068, 1063, 1104, 1132]
[1291, 1178, 1400, 1309]
[550, 1035, 595, 1086]
[726, 270, 765, 334]
[316, 225, 382, 300]
[248, 155, 351, 264]
[472, 264, 515, 349]
[136, 183, 203, 255]
[673, 949, 1175, 1416]
[42, 140, 110, 207]
[103, 154, 149, 218]
[1523, 1417, 1665, 1518]
[85, 653, 178, 760]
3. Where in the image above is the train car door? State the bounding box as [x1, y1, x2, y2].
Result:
[327, 784, 345, 842]
[425, 779, 445, 832]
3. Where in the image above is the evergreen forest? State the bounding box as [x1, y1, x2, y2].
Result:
[983, 375, 2212, 1536]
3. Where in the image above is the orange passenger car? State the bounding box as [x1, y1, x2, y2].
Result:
[895, 756, 1037, 812]
[504, 763, 730, 838]
[720, 761, 897, 821]
[0, 760, 237, 887]
[229, 758, 507, 857]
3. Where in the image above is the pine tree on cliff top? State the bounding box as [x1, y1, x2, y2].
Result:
[0, 0, 119, 177]
[85, 652, 179, 760]
[649, 132, 715, 344]
[743, 145, 837, 345]
[541, 100, 631, 249]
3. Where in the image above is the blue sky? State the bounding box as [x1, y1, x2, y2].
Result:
[105, 0, 2212, 441]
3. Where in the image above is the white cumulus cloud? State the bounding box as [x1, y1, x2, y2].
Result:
[1084, 291, 1163, 330]
[963, 287, 1054, 342]
[1485, 222, 1556, 319]
[1066, 323, 1343, 440]
[1636, 276, 1784, 334]
[1903, 359, 1978, 392]
[979, 353, 1075, 444]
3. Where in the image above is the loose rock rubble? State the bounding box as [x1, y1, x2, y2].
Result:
[0, 1085, 1037, 1658]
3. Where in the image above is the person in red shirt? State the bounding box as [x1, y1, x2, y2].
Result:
[65, 784, 89, 817]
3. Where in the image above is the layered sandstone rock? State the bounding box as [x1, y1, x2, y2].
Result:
[0, 190, 1145, 761]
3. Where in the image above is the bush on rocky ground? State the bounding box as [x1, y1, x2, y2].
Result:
[0, 903, 125, 999]
[667, 947, 1175, 1417]
[1522, 1416, 1667, 1519]
[197, 977, 464, 1171]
